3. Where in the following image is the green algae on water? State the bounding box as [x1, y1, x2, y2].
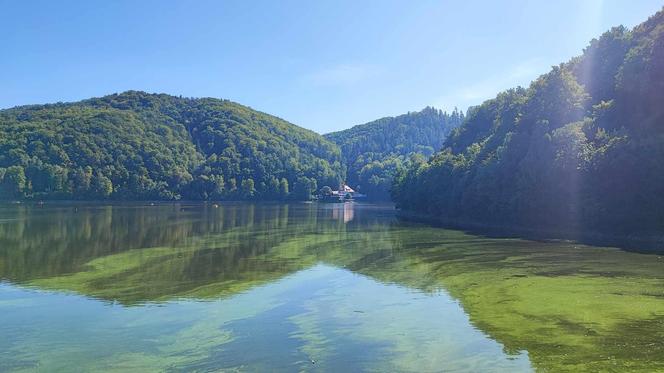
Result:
[1, 203, 664, 372]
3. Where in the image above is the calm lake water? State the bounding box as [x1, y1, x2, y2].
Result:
[1, 202, 663, 372]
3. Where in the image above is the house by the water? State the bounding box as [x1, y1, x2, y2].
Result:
[321, 183, 366, 202]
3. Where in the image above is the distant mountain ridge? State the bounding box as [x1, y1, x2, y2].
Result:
[0, 91, 461, 201]
[325, 107, 463, 199]
[0, 91, 343, 200]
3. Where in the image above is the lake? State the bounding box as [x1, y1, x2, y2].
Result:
[1, 202, 663, 372]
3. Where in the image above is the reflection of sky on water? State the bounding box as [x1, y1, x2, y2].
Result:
[0, 265, 532, 372]
[1, 202, 664, 372]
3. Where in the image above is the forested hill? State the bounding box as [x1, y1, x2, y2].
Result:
[0, 91, 343, 200]
[325, 107, 463, 199]
[393, 8, 664, 235]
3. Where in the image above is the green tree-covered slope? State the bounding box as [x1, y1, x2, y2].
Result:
[325, 107, 463, 199]
[0, 91, 343, 200]
[393, 8, 664, 234]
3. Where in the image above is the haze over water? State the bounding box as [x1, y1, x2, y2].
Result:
[1, 202, 663, 372]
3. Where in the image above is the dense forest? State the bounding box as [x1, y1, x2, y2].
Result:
[393, 9, 664, 234]
[0, 91, 463, 201]
[325, 107, 463, 199]
[0, 91, 343, 200]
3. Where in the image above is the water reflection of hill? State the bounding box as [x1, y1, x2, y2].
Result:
[0, 203, 392, 304]
[2, 202, 664, 372]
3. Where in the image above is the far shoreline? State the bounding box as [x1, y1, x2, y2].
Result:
[3, 199, 661, 254]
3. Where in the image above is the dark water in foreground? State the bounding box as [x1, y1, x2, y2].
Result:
[1, 202, 663, 372]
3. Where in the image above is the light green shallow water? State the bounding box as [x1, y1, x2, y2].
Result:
[1, 202, 663, 372]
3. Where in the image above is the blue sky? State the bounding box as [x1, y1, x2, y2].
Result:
[1, 0, 662, 133]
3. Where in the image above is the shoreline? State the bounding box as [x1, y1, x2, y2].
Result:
[395, 209, 664, 254]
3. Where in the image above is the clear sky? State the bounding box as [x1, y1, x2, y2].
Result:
[1, 0, 662, 133]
